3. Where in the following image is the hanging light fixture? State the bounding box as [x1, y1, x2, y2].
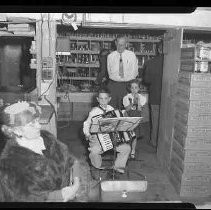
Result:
[62, 13, 78, 30]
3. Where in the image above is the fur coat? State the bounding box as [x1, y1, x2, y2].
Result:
[0, 130, 76, 202]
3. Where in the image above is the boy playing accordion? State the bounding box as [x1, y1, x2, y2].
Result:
[83, 88, 131, 175]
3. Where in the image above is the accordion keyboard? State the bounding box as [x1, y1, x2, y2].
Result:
[97, 133, 113, 152]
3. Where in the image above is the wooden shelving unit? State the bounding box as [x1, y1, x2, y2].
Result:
[56, 25, 163, 121]
[56, 30, 161, 93]
[58, 35, 160, 43]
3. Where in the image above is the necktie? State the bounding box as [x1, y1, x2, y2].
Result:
[119, 53, 124, 78]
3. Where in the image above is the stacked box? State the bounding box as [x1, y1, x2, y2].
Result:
[57, 102, 73, 121]
[169, 71, 211, 198]
[180, 60, 208, 72]
[180, 47, 211, 72]
[181, 46, 210, 60]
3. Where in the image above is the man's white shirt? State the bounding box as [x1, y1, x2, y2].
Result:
[107, 50, 138, 82]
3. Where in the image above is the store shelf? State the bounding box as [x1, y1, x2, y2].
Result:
[67, 36, 161, 43]
[58, 62, 100, 68]
[69, 50, 100, 54]
[58, 62, 142, 69]
[57, 50, 155, 56]
[130, 38, 160, 43]
[58, 76, 96, 80]
[135, 52, 156, 56]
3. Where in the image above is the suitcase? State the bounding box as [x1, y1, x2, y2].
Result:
[100, 180, 147, 202]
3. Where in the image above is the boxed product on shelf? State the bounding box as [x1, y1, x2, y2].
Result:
[8, 23, 35, 32]
[172, 139, 211, 163]
[174, 126, 211, 150]
[174, 120, 211, 141]
[178, 71, 211, 87]
[56, 37, 70, 52]
[169, 172, 211, 198]
[170, 162, 211, 187]
[170, 150, 211, 174]
[180, 60, 209, 72]
[176, 97, 211, 114]
[90, 42, 100, 51]
[175, 110, 211, 126]
[181, 46, 211, 60]
[177, 83, 211, 101]
[169, 166, 211, 198]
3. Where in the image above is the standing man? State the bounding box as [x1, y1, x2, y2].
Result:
[95, 49, 110, 88]
[107, 36, 139, 109]
[143, 42, 164, 149]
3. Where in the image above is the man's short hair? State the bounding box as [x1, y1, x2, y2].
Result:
[115, 35, 128, 43]
[97, 87, 111, 97]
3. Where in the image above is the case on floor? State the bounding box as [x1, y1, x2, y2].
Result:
[100, 180, 148, 202]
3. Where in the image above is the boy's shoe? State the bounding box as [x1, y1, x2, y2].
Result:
[90, 166, 102, 180]
[113, 167, 125, 174]
[90, 167, 100, 180]
[106, 169, 120, 180]
[90, 165, 111, 180]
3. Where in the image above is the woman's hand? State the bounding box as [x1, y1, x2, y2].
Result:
[61, 177, 80, 202]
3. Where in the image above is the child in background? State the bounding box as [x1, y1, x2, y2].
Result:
[123, 79, 148, 159]
[83, 88, 131, 175]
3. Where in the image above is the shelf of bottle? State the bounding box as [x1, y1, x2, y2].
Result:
[135, 52, 155, 56]
[56, 50, 100, 55]
[58, 76, 96, 81]
[64, 36, 161, 43]
[57, 62, 100, 68]
[57, 62, 143, 69]
[56, 50, 155, 56]
[70, 50, 100, 54]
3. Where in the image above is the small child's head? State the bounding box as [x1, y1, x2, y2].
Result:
[96, 88, 111, 108]
[127, 79, 141, 94]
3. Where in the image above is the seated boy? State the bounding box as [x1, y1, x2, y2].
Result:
[83, 88, 131, 175]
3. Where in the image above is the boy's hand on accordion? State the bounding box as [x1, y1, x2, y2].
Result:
[89, 135, 96, 142]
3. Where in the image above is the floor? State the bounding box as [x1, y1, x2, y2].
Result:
[57, 120, 186, 204]
[56, 121, 211, 207]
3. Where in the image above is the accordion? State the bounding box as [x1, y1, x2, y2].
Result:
[91, 109, 136, 152]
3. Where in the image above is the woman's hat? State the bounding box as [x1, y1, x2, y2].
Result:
[0, 101, 41, 127]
